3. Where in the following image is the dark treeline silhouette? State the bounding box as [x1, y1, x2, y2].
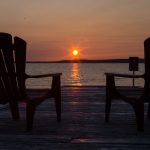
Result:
[27, 58, 144, 63]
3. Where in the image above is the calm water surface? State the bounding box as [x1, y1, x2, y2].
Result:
[26, 63, 144, 88]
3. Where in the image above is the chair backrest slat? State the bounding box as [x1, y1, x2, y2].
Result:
[0, 33, 14, 104]
[144, 38, 150, 95]
[14, 37, 27, 97]
[0, 33, 27, 104]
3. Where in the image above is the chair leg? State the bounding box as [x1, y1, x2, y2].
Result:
[147, 102, 150, 120]
[9, 99, 20, 120]
[26, 102, 36, 131]
[54, 94, 61, 122]
[133, 101, 144, 132]
[105, 75, 115, 123]
[52, 76, 61, 122]
[105, 95, 112, 122]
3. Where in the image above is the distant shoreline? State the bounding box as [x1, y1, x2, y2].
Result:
[27, 58, 144, 63]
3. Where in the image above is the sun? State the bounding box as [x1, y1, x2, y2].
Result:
[72, 49, 79, 56]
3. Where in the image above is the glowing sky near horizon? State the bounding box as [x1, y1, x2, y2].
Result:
[1, 0, 150, 61]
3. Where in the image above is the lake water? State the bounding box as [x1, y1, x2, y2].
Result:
[26, 63, 144, 88]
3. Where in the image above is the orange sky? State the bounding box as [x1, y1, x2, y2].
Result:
[1, 0, 150, 61]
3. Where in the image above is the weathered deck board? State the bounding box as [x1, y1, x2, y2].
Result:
[0, 86, 150, 149]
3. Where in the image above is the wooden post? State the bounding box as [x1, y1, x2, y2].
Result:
[129, 57, 139, 87]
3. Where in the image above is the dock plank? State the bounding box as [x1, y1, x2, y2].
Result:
[0, 86, 150, 149]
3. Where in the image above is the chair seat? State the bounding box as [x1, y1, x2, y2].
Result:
[27, 89, 50, 99]
[116, 86, 144, 99]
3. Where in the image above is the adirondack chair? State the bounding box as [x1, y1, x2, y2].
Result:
[0, 32, 62, 130]
[105, 37, 150, 131]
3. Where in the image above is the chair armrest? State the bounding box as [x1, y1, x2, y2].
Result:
[105, 73, 144, 79]
[26, 73, 62, 78]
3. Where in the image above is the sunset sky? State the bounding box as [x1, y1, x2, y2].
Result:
[1, 0, 150, 61]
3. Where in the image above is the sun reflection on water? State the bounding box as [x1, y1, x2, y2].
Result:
[70, 63, 82, 86]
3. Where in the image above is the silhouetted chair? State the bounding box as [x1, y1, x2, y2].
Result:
[105, 37, 150, 131]
[0, 32, 62, 130]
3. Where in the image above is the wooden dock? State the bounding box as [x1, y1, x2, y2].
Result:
[0, 86, 150, 149]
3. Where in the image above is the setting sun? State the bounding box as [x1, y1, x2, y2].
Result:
[72, 50, 79, 56]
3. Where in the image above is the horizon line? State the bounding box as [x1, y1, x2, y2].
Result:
[27, 58, 144, 63]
